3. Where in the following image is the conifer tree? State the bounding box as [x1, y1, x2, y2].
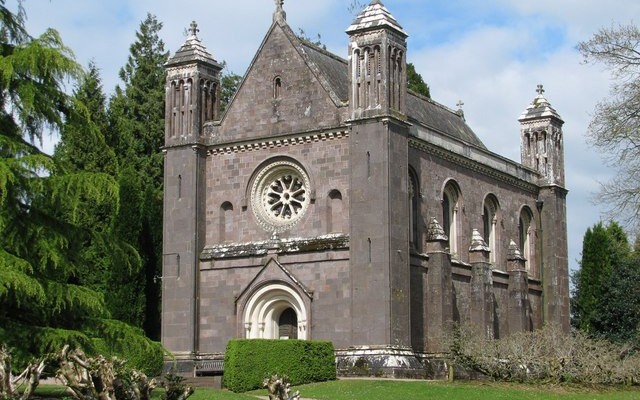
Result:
[108, 13, 168, 339]
[407, 62, 431, 98]
[53, 62, 149, 326]
[0, 2, 161, 371]
[592, 254, 640, 342]
[572, 221, 633, 337]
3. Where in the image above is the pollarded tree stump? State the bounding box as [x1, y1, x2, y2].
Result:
[262, 374, 300, 400]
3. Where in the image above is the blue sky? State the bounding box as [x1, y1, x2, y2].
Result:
[9, 0, 640, 273]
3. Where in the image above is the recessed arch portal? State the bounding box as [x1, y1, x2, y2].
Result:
[242, 282, 308, 340]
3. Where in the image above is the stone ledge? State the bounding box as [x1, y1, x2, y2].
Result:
[201, 233, 350, 260]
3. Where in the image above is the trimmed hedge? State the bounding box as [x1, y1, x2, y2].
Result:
[223, 339, 336, 392]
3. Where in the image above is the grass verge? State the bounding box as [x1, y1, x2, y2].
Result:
[33, 379, 640, 400]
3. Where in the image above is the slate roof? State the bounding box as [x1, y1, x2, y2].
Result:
[297, 40, 350, 105]
[407, 93, 487, 149]
[289, 31, 487, 149]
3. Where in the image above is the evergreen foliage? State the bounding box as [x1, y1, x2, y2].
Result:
[53, 62, 127, 304]
[407, 62, 431, 98]
[0, 1, 161, 372]
[107, 13, 169, 339]
[55, 62, 117, 176]
[591, 255, 640, 343]
[223, 339, 336, 393]
[219, 67, 242, 115]
[572, 221, 640, 342]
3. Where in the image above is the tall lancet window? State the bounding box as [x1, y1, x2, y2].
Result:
[482, 195, 500, 264]
[442, 181, 461, 257]
[409, 171, 419, 247]
[274, 76, 282, 99]
[519, 207, 534, 272]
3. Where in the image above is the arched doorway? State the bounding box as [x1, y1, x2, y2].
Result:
[242, 283, 308, 340]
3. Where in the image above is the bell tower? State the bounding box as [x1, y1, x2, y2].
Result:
[341, 1, 422, 376]
[519, 85, 570, 332]
[519, 84, 565, 186]
[347, 0, 408, 120]
[165, 21, 223, 145]
[161, 22, 222, 363]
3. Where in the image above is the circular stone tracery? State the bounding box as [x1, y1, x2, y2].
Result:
[251, 161, 310, 232]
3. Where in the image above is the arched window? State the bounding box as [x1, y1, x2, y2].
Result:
[519, 206, 534, 271]
[482, 195, 500, 264]
[273, 76, 282, 99]
[408, 170, 419, 247]
[442, 181, 461, 256]
[220, 202, 234, 243]
[327, 190, 343, 233]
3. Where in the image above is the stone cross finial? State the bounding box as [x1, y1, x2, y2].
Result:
[273, 0, 286, 23]
[456, 100, 465, 119]
[189, 21, 199, 37]
[536, 84, 545, 95]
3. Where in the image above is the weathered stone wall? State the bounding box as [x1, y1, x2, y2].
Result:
[205, 133, 350, 245]
[217, 24, 346, 142]
[162, 145, 207, 354]
[198, 249, 351, 353]
[409, 146, 541, 275]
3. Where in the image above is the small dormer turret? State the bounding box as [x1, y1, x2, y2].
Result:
[519, 85, 565, 186]
[346, 0, 408, 120]
[164, 22, 223, 145]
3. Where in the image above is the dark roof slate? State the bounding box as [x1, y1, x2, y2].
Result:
[298, 41, 350, 104]
[289, 34, 486, 148]
[407, 93, 487, 149]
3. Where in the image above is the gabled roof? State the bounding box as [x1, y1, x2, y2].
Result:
[278, 21, 487, 148]
[218, 8, 486, 148]
[297, 41, 350, 105]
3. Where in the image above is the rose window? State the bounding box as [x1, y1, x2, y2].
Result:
[251, 161, 311, 232]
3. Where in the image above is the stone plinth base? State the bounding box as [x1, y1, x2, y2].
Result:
[163, 353, 225, 377]
[335, 346, 426, 378]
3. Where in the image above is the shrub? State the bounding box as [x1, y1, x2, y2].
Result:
[89, 319, 164, 376]
[161, 374, 194, 400]
[223, 339, 336, 392]
[448, 323, 640, 385]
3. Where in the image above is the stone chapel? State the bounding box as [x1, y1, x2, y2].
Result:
[161, 0, 570, 378]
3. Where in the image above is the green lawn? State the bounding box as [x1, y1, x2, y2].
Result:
[246, 379, 640, 400]
[35, 379, 640, 400]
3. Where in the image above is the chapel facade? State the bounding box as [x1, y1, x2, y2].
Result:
[161, 0, 570, 378]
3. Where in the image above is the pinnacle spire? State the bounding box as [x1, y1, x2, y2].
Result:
[469, 229, 490, 252]
[507, 240, 525, 261]
[518, 84, 563, 122]
[166, 21, 220, 68]
[347, 0, 407, 37]
[273, 0, 286, 24]
[426, 218, 448, 242]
